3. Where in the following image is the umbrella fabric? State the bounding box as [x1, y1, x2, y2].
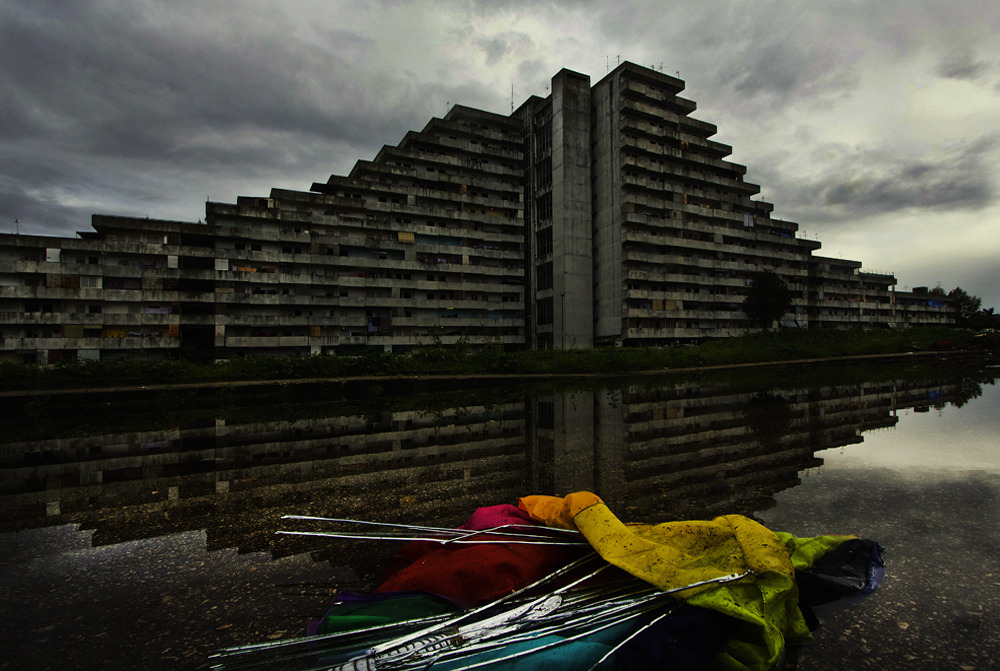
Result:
[376, 541, 577, 608]
[458, 503, 537, 530]
[519, 492, 851, 671]
[432, 622, 634, 671]
[315, 591, 458, 635]
[376, 504, 580, 608]
[615, 605, 736, 671]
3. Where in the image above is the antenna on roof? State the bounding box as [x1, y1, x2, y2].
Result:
[659, 63, 663, 72]
[617, 55, 621, 66]
[511, 83, 515, 114]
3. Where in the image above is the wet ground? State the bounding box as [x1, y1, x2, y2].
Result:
[765, 387, 1000, 670]
[0, 526, 343, 671]
[768, 469, 1000, 670]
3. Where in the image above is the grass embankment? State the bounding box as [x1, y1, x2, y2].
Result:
[0, 326, 993, 393]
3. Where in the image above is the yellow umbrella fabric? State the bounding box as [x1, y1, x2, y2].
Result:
[519, 492, 852, 671]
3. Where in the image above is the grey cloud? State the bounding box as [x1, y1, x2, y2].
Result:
[476, 36, 512, 66]
[0, 1, 502, 233]
[0, 167, 94, 236]
[586, 0, 1000, 113]
[819, 139, 996, 214]
[937, 51, 990, 81]
[474, 31, 534, 67]
[753, 136, 998, 223]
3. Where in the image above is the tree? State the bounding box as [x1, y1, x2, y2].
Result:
[947, 287, 982, 326]
[742, 269, 792, 330]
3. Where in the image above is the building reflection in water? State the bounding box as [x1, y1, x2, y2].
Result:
[0, 373, 968, 585]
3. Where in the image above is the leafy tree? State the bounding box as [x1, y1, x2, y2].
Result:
[947, 287, 982, 326]
[742, 269, 792, 330]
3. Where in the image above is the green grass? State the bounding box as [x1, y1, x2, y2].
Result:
[0, 326, 993, 393]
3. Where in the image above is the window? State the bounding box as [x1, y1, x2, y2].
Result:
[81, 276, 98, 288]
[537, 228, 553, 257]
[537, 297, 553, 325]
[537, 262, 553, 290]
[88, 305, 102, 314]
[534, 157, 552, 190]
[534, 123, 552, 155]
[536, 192, 553, 222]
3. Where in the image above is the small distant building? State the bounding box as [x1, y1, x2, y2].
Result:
[0, 63, 953, 363]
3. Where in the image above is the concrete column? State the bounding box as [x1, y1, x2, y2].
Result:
[591, 75, 625, 343]
[550, 70, 593, 349]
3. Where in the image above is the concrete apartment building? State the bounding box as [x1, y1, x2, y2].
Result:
[0, 62, 952, 363]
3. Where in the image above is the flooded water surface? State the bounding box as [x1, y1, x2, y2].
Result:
[2, 362, 998, 670]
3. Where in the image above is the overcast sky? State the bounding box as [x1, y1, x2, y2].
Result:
[2, 0, 998, 307]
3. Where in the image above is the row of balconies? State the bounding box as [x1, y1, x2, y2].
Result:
[621, 326, 746, 340]
[622, 246, 809, 270]
[623, 210, 801, 244]
[2, 337, 180, 350]
[361, 152, 522, 187]
[334, 275, 520, 293]
[332, 219, 521, 245]
[619, 97, 717, 139]
[0, 313, 179, 326]
[0, 311, 528, 329]
[623, 267, 808, 290]
[318, 181, 523, 221]
[620, 78, 696, 114]
[618, 131, 749, 185]
[336, 239, 523, 262]
[625, 308, 747, 320]
[618, 106, 732, 159]
[620, 135, 732, 176]
[218, 333, 526, 349]
[619, 152, 750, 194]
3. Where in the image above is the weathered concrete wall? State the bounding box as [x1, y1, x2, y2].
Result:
[591, 75, 624, 343]
[550, 70, 593, 349]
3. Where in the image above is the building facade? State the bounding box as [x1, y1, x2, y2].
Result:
[0, 63, 953, 363]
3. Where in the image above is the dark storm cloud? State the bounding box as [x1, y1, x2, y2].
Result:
[0, 176, 90, 237]
[0, 2, 418, 155]
[753, 136, 998, 223]
[0, 1, 501, 232]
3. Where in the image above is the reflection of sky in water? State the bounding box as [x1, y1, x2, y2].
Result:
[816, 382, 1000, 473]
[761, 377, 1000, 669]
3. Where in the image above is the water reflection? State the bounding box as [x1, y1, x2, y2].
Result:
[0, 364, 996, 670]
[2, 367, 992, 555]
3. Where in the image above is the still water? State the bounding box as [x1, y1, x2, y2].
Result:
[1, 362, 998, 670]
